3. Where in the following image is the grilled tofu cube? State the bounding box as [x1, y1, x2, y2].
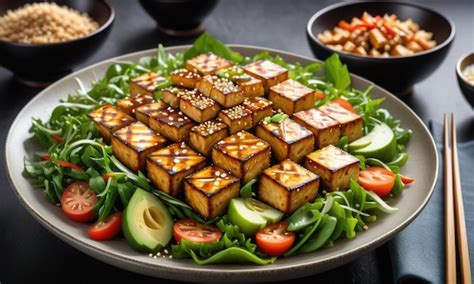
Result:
[179, 90, 221, 123]
[184, 166, 240, 219]
[170, 68, 201, 89]
[256, 118, 314, 163]
[209, 76, 245, 108]
[258, 160, 320, 213]
[218, 66, 265, 98]
[368, 28, 388, 49]
[293, 109, 340, 149]
[218, 105, 252, 134]
[146, 142, 206, 196]
[88, 105, 135, 142]
[197, 75, 217, 97]
[269, 79, 316, 115]
[189, 120, 228, 156]
[186, 53, 232, 75]
[242, 97, 273, 127]
[244, 60, 289, 92]
[129, 72, 166, 97]
[212, 131, 271, 183]
[116, 94, 155, 115]
[319, 103, 363, 141]
[148, 106, 195, 142]
[111, 121, 166, 171]
[304, 145, 359, 192]
[135, 101, 168, 124]
[162, 87, 186, 108]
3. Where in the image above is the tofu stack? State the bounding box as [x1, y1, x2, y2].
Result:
[89, 52, 364, 220]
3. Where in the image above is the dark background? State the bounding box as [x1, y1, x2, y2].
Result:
[0, 0, 472, 283]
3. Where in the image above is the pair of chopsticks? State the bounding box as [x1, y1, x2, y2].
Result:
[444, 113, 471, 284]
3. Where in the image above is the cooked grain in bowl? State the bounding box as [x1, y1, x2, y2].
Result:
[0, 2, 99, 44]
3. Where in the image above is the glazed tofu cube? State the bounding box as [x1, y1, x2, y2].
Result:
[162, 87, 186, 108]
[304, 145, 359, 192]
[258, 160, 320, 213]
[88, 105, 135, 142]
[242, 97, 273, 127]
[269, 79, 316, 115]
[218, 105, 253, 134]
[189, 120, 228, 156]
[256, 118, 314, 163]
[219, 66, 265, 98]
[186, 53, 232, 75]
[146, 142, 206, 196]
[212, 131, 271, 183]
[179, 90, 221, 123]
[184, 166, 240, 219]
[210, 77, 245, 108]
[170, 68, 201, 89]
[293, 109, 340, 149]
[116, 94, 155, 115]
[135, 101, 168, 124]
[391, 45, 414, 56]
[148, 106, 195, 142]
[197, 75, 217, 97]
[354, 46, 367, 56]
[368, 28, 388, 49]
[319, 103, 363, 141]
[111, 121, 166, 171]
[129, 72, 166, 97]
[244, 60, 289, 92]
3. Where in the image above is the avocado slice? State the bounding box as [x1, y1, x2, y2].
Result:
[228, 198, 283, 236]
[122, 188, 173, 252]
[349, 122, 397, 162]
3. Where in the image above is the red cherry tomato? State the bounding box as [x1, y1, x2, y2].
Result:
[88, 212, 122, 241]
[332, 98, 356, 113]
[56, 160, 84, 172]
[173, 219, 222, 243]
[256, 221, 296, 256]
[60, 182, 97, 222]
[400, 175, 415, 185]
[358, 167, 396, 198]
[51, 134, 64, 143]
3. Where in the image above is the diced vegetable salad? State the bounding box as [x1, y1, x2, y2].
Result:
[24, 33, 413, 265]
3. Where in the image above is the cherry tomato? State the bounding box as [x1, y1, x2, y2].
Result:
[256, 221, 296, 256]
[60, 182, 97, 222]
[358, 167, 396, 198]
[401, 175, 415, 185]
[88, 212, 122, 241]
[51, 134, 64, 143]
[173, 219, 222, 243]
[332, 98, 356, 113]
[41, 155, 51, 161]
[56, 160, 84, 171]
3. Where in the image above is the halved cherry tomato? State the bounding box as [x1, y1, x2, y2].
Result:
[51, 134, 64, 143]
[41, 155, 51, 161]
[88, 212, 122, 241]
[401, 175, 415, 185]
[256, 221, 295, 256]
[359, 167, 396, 198]
[173, 219, 222, 243]
[332, 98, 356, 113]
[56, 160, 84, 172]
[60, 181, 97, 222]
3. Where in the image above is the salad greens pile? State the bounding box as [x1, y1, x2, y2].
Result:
[24, 32, 412, 265]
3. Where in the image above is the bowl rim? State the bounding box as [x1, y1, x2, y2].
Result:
[456, 52, 474, 85]
[0, 0, 115, 47]
[306, 1, 456, 61]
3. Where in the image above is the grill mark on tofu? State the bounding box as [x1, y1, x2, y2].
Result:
[213, 131, 270, 161]
[269, 79, 316, 115]
[264, 160, 319, 190]
[190, 120, 229, 156]
[243, 97, 273, 127]
[270, 79, 315, 101]
[147, 142, 206, 174]
[148, 106, 195, 142]
[130, 72, 166, 96]
[319, 103, 361, 124]
[186, 53, 232, 75]
[293, 109, 341, 148]
[162, 87, 187, 108]
[88, 105, 135, 140]
[117, 94, 155, 115]
[244, 60, 288, 80]
[185, 166, 239, 196]
[260, 118, 312, 144]
[135, 101, 169, 124]
[112, 121, 166, 152]
[306, 145, 359, 172]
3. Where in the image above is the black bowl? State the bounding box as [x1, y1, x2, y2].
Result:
[139, 0, 218, 37]
[0, 0, 114, 87]
[456, 52, 474, 108]
[306, 1, 455, 96]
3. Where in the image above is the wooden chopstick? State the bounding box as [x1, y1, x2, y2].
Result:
[451, 114, 472, 284]
[444, 113, 457, 284]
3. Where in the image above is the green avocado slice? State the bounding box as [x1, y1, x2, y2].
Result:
[349, 122, 397, 162]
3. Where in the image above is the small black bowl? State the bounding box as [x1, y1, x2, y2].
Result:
[306, 1, 455, 96]
[139, 0, 218, 37]
[456, 52, 474, 108]
[0, 0, 114, 87]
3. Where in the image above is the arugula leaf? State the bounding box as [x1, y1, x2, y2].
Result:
[240, 179, 256, 198]
[324, 53, 351, 91]
[183, 32, 243, 63]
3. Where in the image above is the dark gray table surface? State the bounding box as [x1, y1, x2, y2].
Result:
[1, 0, 472, 283]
